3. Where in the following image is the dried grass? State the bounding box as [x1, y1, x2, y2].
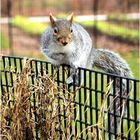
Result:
[1, 59, 75, 140]
[1, 58, 136, 140]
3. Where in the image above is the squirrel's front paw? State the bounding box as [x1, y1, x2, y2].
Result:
[66, 75, 82, 87]
[70, 62, 79, 70]
[66, 76, 73, 84]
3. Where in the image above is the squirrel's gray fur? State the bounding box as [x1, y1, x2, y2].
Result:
[40, 13, 133, 132]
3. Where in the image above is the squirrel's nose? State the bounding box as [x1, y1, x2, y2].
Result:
[62, 42, 68, 46]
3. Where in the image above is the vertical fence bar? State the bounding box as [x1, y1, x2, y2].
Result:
[126, 79, 131, 139]
[133, 81, 138, 139]
[67, 65, 73, 139]
[83, 69, 88, 139]
[78, 69, 83, 139]
[89, 71, 93, 139]
[119, 77, 124, 139]
[2, 57, 7, 94]
[8, 57, 14, 106]
[101, 74, 104, 101]
[107, 75, 111, 140]
[95, 72, 99, 139]
[7, 58, 11, 108]
[113, 77, 117, 138]
[62, 65, 67, 137]
[45, 62, 48, 74]
[2, 56, 6, 70]
[40, 61, 43, 76]
[19, 58, 23, 72]
[73, 69, 77, 139]
[13, 57, 17, 72]
[4, 57, 9, 93]
[100, 73, 105, 138]
[51, 63, 54, 75]
[8, 57, 13, 87]
[1, 57, 4, 99]
[13, 57, 19, 104]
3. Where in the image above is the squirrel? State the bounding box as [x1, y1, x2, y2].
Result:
[40, 13, 133, 132]
[41, 13, 93, 84]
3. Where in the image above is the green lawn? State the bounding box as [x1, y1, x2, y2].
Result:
[108, 14, 139, 23]
[78, 20, 139, 44]
[1, 32, 9, 49]
[12, 16, 47, 35]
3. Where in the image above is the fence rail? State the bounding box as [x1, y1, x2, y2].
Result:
[1, 55, 140, 140]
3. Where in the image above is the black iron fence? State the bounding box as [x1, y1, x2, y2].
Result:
[1, 55, 140, 140]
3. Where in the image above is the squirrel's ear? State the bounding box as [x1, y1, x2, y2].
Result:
[49, 13, 56, 27]
[67, 12, 74, 24]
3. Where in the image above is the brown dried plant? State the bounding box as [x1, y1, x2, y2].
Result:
[1, 59, 76, 140]
[1, 58, 136, 140]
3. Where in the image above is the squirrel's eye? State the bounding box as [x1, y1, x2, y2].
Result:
[54, 28, 58, 34]
[70, 28, 73, 33]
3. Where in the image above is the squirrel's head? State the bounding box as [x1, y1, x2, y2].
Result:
[49, 13, 74, 46]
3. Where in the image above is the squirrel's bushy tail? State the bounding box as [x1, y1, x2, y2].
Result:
[92, 49, 133, 132]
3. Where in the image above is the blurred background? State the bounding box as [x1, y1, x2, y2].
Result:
[1, 0, 139, 78]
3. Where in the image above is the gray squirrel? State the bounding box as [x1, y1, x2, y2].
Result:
[40, 13, 133, 132]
